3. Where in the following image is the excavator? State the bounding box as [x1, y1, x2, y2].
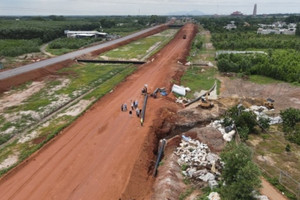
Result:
[264, 98, 274, 109]
[198, 93, 214, 109]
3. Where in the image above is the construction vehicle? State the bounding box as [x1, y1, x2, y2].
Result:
[198, 93, 214, 109]
[264, 98, 274, 109]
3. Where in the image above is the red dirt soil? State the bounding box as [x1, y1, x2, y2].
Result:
[0, 24, 197, 200]
[0, 25, 167, 93]
[261, 177, 288, 200]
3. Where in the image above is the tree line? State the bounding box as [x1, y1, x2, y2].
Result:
[212, 32, 300, 50]
[217, 50, 300, 83]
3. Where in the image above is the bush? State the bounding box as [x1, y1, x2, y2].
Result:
[0, 39, 41, 57]
[217, 50, 300, 83]
[49, 37, 102, 50]
[220, 143, 261, 200]
[225, 106, 258, 141]
[258, 117, 270, 129]
[280, 108, 300, 130]
[280, 108, 300, 145]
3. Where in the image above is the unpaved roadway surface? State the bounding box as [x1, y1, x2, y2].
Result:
[261, 178, 288, 200]
[0, 24, 197, 200]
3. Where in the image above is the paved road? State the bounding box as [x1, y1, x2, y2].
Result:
[0, 25, 163, 81]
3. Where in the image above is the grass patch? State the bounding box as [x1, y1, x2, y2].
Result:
[58, 63, 127, 97]
[0, 134, 13, 145]
[181, 163, 189, 171]
[179, 187, 195, 200]
[263, 174, 297, 200]
[248, 130, 300, 196]
[249, 75, 283, 85]
[99, 29, 177, 60]
[47, 37, 103, 56]
[46, 47, 73, 56]
[0, 121, 14, 131]
[183, 177, 191, 185]
[181, 67, 218, 99]
[84, 66, 135, 100]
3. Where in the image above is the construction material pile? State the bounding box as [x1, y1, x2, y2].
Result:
[247, 105, 282, 125]
[207, 104, 283, 142]
[175, 136, 223, 189]
[208, 119, 235, 142]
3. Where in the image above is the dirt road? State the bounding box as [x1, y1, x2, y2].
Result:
[261, 178, 288, 200]
[0, 24, 197, 200]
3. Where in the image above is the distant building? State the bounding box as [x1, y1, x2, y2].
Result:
[253, 4, 257, 16]
[224, 21, 237, 30]
[231, 11, 243, 16]
[64, 30, 107, 38]
[257, 22, 296, 35]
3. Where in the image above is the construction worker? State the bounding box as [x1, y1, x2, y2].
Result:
[136, 107, 140, 117]
[141, 84, 148, 95]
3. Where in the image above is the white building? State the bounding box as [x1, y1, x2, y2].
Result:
[257, 22, 297, 35]
[224, 21, 237, 30]
[64, 30, 107, 38]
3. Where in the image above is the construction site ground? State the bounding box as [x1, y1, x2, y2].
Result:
[0, 24, 197, 199]
[0, 23, 299, 200]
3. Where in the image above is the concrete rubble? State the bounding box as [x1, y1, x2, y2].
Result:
[254, 195, 269, 200]
[247, 105, 282, 125]
[175, 96, 190, 104]
[207, 119, 236, 142]
[175, 136, 223, 189]
[208, 192, 221, 200]
[207, 104, 283, 142]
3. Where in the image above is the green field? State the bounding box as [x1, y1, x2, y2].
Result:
[47, 37, 103, 55]
[99, 29, 177, 60]
[181, 67, 219, 99]
[0, 39, 41, 57]
[248, 127, 300, 199]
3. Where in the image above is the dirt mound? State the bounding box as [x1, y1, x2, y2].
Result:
[184, 127, 225, 153]
[151, 151, 186, 200]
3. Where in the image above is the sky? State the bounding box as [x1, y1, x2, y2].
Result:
[0, 0, 299, 16]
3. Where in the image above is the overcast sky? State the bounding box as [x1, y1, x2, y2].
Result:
[0, 0, 299, 16]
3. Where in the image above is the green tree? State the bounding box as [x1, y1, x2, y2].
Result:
[296, 23, 300, 37]
[280, 108, 300, 131]
[220, 143, 261, 200]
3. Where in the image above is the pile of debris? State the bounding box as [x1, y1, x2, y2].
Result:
[175, 136, 223, 189]
[207, 104, 283, 142]
[175, 96, 190, 104]
[207, 119, 236, 142]
[247, 105, 282, 125]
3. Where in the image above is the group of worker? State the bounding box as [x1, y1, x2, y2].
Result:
[121, 100, 142, 118]
[120, 84, 149, 126]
